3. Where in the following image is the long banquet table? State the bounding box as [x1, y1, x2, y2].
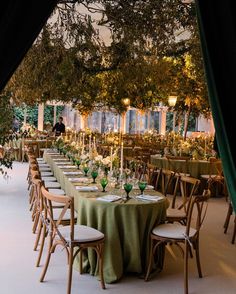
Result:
[43, 152, 168, 283]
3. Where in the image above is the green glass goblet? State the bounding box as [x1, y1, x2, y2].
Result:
[138, 181, 147, 195]
[124, 182, 133, 200]
[100, 177, 108, 192]
[91, 170, 98, 183]
[83, 166, 89, 176]
[71, 156, 76, 165]
[75, 159, 81, 169]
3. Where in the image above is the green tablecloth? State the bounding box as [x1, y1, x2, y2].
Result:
[44, 152, 168, 283]
[150, 155, 220, 179]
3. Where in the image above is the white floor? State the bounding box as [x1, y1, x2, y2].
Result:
[1, 162, 236, 294]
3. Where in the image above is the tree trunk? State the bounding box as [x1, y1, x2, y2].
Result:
[183, 106, 191, 140]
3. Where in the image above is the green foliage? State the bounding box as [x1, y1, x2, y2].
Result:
[0, 94, 14, 145]
[4, 0, 210, 118]
[13, 105, 64, 128]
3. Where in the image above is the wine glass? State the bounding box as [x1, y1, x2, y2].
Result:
[91, 170, 98, 183]
[138, 174, 148, 195]
[123, 182, 133, 200]
[75, 159, 81, 169]
[100, 177, 108, 192]
[71, 156, 76, 165]
[83, 166, 89, 176]
[67, 152, 71, 161]
[138, 181, 147, 195]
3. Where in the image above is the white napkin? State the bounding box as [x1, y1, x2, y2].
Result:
[54, 161, 71, 165]
[68, 178, 89, 183]
[57, 165, 75, 169]
[63, 171, 83, 175]
[53, 159, 69, 162]
[97, 195, 122, 202]
[75, 186, 98, 192]
[136, 195, 163, 202]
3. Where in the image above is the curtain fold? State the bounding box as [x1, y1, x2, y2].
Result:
[196, 0, 236, 210]
[0, 0, 58, 91]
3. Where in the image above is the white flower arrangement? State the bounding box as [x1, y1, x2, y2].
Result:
[70, 141, 76, 147]
[101, 156, 111, 166]
[94, 155, 103, 162]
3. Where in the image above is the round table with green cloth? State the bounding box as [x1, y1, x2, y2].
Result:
[150, 155, 221, 179]
[43, 152, 168, 283]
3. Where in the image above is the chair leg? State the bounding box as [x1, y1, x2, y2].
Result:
[29, 186, 34, 205]
[195, 239, 203, 278]
[97, 243, 105, 289]
[29, 194, 36, 212]
[224, 204, 233, 233]
[40, 233, 53, 282]
[36, 224, 47, 267]
[34, 219, 42, 251]
[79, 250, 83, 274]
[231, 216, 236, 244]
[184, 241, 189, 294]
[32, 212, 39, 234]
[67, 248, 74, 294]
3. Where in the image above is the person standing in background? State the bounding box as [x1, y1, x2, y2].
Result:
[52, 116, 65, 136]
[12, 116, 20, 132]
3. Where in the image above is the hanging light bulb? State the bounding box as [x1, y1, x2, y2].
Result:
[121, 98, 131, 107]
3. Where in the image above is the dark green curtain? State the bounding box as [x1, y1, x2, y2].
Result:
[0, 0, 58, 91]
[196, 1, 236, 210]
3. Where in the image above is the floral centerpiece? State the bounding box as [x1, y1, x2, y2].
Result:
[123, 168, 133, 183]
[80, 153, 90, 175]
[105, 132, 120, 146]
[100, 156, 111, 177]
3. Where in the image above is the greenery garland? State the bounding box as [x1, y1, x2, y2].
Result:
[3, 0, 210, 119]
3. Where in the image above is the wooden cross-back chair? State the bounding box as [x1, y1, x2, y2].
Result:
[39, 186, 105, 294]
[223, 201, 236, 244]
[145, 189, 211, 294]
[145, 163, 161, 189]
[30, 177, 69, 268]
[166, 176, 201, 225]
[159, 169, 175, 196]
[166, 155, 191, 200]
[200, 158, 226, 199]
